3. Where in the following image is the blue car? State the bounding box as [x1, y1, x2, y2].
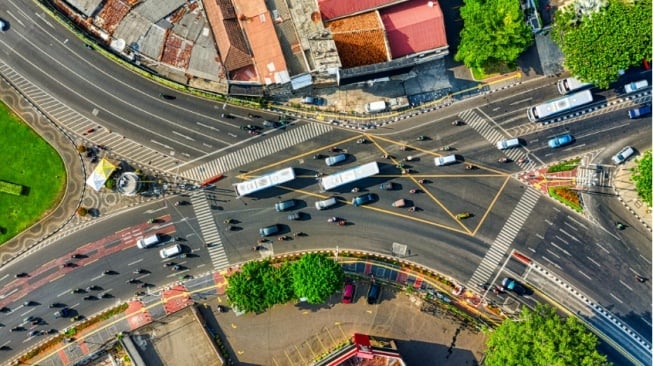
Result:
[352, 193, 374, 207]
[547, 133, 574, 148]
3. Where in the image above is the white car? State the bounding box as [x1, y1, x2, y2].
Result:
[611, 146, 635, 165]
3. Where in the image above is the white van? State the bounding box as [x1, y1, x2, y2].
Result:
[365, 101, 386, 113]
[624, 80, 648, 94]
[159, 244, 182, 259]
[136, 234, 161, 249]
[434, 155, 457, 166]
[325, 154, 347, 166]
[496, 138, 520, 150]
[315, 197, 337, 210]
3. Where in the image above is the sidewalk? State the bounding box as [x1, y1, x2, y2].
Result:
[612, 159, 652, 231]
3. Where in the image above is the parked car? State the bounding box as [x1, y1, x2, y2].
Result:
[501, 277, 526, 295]
[367, 283, 381, 304]
[611, 146, 635, 165]
[301, 96, 327, 106]
[342, 282, 356, 304]
[547, 133, 574, 148]
[54, 308, 71, 318]
[379, 182, 395, 190]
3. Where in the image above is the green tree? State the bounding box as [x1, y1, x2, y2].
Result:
[291, 253, 343, 304]
[455, 0, 533, 69]
[225, 260, 274, 314]
[552, 0, 652, 88]
[485, 304, 610, 366]
[631, 150, 652, 206]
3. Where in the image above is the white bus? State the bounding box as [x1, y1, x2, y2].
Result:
[557, 77, 592, 95]
[234, 167, 295, 197]
[526, 90, 593, 122]
[319, 162, 379, 191]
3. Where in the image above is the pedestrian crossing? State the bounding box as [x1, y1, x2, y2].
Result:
[0, 61, 181, 173]
[467, 187, 540, 288]
[190, 191, 229, 270]
[459, 109, 537, 171]
[180, 123, 333, 182]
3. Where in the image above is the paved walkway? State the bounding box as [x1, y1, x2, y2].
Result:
[613, 159, 652, 231]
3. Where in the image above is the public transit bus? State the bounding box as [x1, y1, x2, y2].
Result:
[319, 162, 379, 192]
[526, 89, 593, 122]
[557, 77, 592, 95]
[234, 167, 295, 197]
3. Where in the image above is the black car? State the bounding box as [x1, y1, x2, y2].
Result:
[367, 283, 381, 305]
[159, 93, 176, 100]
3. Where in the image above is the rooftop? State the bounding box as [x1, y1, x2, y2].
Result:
[204, 0, 253, 74]
[327, 12, 389, 68]
[380, 0, 448, 59]
[317, 0, 406, 21]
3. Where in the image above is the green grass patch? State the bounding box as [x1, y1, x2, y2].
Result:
[0, 180, 23, 195]
[0, 102, 66, 244]
[548, 186, 582, 212]
[547, 158, 580, 173]
[471, 61, 517, 80]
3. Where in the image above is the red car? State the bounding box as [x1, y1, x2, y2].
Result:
[342, 282, 355, 304]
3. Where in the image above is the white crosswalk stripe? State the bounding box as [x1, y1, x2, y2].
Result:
[180, 123, 333, 181]
[0, 61, 180, 173]
[459, 110, 537, 171]
[467, 187, 540, 287]
[190, 191, 230, 270]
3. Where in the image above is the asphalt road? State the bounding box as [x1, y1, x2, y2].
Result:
[0, 2, 651, 363]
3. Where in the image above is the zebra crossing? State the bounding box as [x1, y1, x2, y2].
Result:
[180, 123, 333, 182]
[0, 61, 180, 173]
[459, 109, 537, 171]
[467, 187, 540, 288]
[190, 191, 229, 270]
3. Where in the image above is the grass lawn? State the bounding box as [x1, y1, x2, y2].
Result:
[471, 62, 517, 81]
[0, 102, 66, 244]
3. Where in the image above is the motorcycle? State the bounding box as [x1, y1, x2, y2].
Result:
[439, 146, 451, 151]
[409, 189, 418, 194]
[616, 222, 625, 230]
[313, 154, 324, 160]
[356, 138, 367, 144]
[351, 187, 360, 193]
[416, 136, 425, 141]
[465, 164, 474, 170]
[338, 220, 346, 226]
[517, 157, 528, 164]
[452, 120, 463, 126]
[498, 157, 509, 163]
[277, 235, 289, 241]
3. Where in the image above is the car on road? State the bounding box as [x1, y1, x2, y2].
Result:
[547, 133, 574, 148]
[275, 199, 296, 212]
[259, 224, 279, 237]
[159, 244, 182, 259]
[352, 193, 375, 207]
[379, 182, 395, 190]
[612, 146, 635, 165]
[54, 308, 71, 318]
[628, 105, 651, 119]
[496, 138, 521, 150]
[456, 212, 471, 220]
[287, 212, 304, 221]
[501, 277, 527, 295]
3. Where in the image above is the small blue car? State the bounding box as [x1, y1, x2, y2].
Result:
[352, 193, 374, 207]
[547, 133, 574, 148]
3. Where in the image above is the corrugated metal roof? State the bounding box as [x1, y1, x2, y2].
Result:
[134, 0, 186, 23]
[67, 0, 103, 17]
[380, 1, 448, 59]
[317, 0, 405, 20]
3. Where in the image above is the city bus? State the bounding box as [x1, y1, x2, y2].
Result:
[234, 167, 295, 197]
[526, 90, 593, 122]
[319, 162, 379, 191]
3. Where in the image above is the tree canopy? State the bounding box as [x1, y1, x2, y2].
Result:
[455, 0, 533, 69]
[631, 150, 652, 206]
[225, 254, 344, 313]
[551, 0, 652, 88]
[292, 253, 344, 304]
[485, 304, 610, 366]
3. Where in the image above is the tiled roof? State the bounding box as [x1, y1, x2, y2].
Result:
[327, 12, 389, 68]
[317, 0, 405, 20]
[380, 0, 448, 59]
[234, 0, 289, 85]
[203, 0, 252, 72]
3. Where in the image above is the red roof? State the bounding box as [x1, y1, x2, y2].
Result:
[380, 0, 448, 59]
[318, 0, 405, 20]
